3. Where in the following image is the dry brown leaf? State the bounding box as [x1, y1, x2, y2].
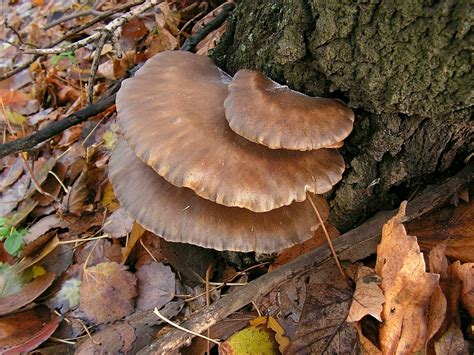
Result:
[79, 262, 137, 324]
[61, 168, 92, 215]
[427, 286, 447, 348]
[286, 283, 358, 354]
[355, 323, 382, 355]
[408, 200, 474, 262]
[0, 157, 23, 193]
[104, 207, 134, 239]
[196, 23, 227, 56]
[375, 202, 440, 354]
[121, 222, 145, 263]
[434, 322, 469, 354]
[450, 261, 474, 316]
[0, 271, 55, 316]
[75, 321, 136, 354]
[0, 305, 60, 353]
[347, 265, 384, 322]
[135, 262, 175, 311]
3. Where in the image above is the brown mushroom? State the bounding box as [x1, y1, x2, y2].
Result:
[109, 139, 329, 253]
[117, 51, 345, 212]
[224, 69, 355, 151]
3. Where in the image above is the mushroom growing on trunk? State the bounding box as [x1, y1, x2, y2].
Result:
[109, 51, 354, 253]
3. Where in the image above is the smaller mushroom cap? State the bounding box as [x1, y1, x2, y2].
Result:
[109, 139, 329, 253]
[224, 69, 355, 151]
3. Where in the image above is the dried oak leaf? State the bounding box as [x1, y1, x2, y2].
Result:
[75, 321, 136, 355]
[79, 262, 137, 324]
[347, 265, 384, 322]
[408, 200, 474, 262]
[286, 283, 358, 354]
[135, 262, 175, 311]
[375, 202, 439, 354]
[450, 260, 474, 316]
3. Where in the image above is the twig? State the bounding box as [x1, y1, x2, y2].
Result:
[137, 162, 473, 354]
[24, 0, 161, 55]
[44, 9, 104, 30]
[180, 2, 235, 51]
[153, 308, 221, 345]
[87, 31, 109, 104]
[0, 89, 118, 159]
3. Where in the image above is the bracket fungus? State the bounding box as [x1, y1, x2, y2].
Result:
[109, 50, 354, 253]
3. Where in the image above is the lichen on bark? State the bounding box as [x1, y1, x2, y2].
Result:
[212, 0, 473, 230]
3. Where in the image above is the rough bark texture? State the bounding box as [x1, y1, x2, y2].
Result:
[212, 0, 473, 230]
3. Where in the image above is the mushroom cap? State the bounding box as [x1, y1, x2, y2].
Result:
[109, 139, 329, 253]
[117, 51, 345, 212]
[224, 69, 355, 151]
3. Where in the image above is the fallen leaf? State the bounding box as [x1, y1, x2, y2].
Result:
[0, 173, 29, 216]
[434, 322, 469, 354]
[136, 262, 175, 311]
[375, 202, 440, 354]
[61, 168, 92, 215]
[347, 265, 384, 322]
[408, 200, 474, 262]
[79, 262, 137, 324]
[220, 316, 287, 355]
[47, 277, 81, 313]
[0, 305, 60, 354]
[104, 207, 134, 239]
[450, 261, 474, 316]
[355, 323, 382, 355]
[121, 222, 145, 263]
[74, 238, 122, 267]
[75, 321, 136, 354]
[0, 157, 23, 192]
[286, 283, 358, 354]
[0, 266, 54, 316]
[195, 23, 227, 56]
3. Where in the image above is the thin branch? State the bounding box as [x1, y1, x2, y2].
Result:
[0, 89, 118, 159]
[87, 31, 109, 104]
[24, 0, 161, 55]
[180, 2, 235, 52]
[43, 9, 104, 30]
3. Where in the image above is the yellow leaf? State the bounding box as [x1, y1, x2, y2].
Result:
[5, 109, 26, 125]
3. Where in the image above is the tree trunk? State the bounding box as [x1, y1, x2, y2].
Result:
[212, 0, 473, 231]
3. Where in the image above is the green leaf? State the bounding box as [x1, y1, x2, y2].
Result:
[4, 230, 25, 256]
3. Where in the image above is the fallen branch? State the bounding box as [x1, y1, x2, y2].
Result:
[24, 0, 160, 55]
[180, 2, 235, 52]
[137, 162, 473, 354]
[0, 88, 117, 159]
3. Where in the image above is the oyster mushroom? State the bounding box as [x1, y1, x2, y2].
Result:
[109, 139, 329, 253]
[116, 51, 345, 212]
[224, 69, 355, 151]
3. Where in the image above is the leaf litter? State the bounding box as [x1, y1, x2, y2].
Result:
[0, 0, 472, 353]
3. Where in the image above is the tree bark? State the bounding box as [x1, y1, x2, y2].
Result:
[212, 0, 473, 230]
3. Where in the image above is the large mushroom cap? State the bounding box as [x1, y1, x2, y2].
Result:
[109, 139, 329, 253]
[117, 51, 345, 212]
[224, 69, 355, 151]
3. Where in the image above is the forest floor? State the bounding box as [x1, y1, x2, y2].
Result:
[0, 1, 472, 354]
